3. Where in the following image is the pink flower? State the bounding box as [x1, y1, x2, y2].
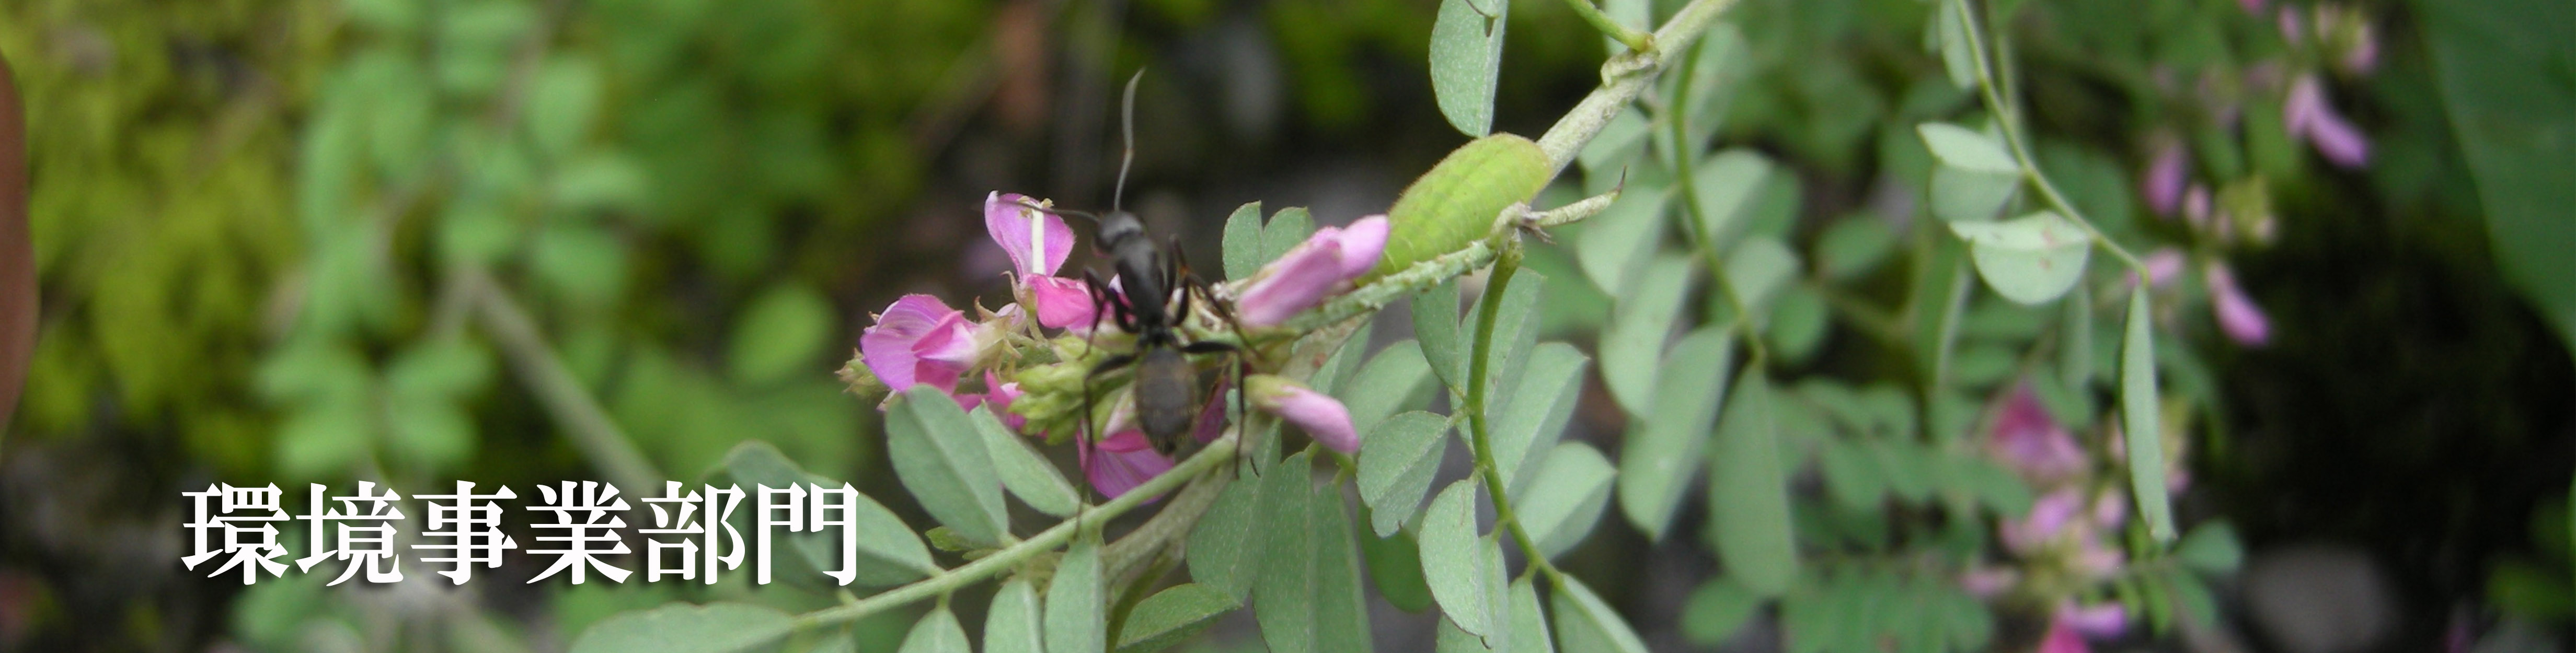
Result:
[860, 295, 986, 393]
[1987, 383, 2087, 485]
[2204, 262, 2271, 346]
[985, 192, 1099, 330]
[2284, 75, 2370, 169]
[2057, 601, 2130, 639]
[1080, 429, 1174, 500]
[956, 370, 1029, 432]
[2037, 615, 2091, 653]
[2142, 143, 2189, 216]
[2000, 487, 2085, 555]
[2131, 248, 2187, 289]
[1249, 374, 1359, 453]
[1960, 567, 2019, 599]
[1236, 216, 1390, 327]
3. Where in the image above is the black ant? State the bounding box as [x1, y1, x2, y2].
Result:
[1020, 73, 1254, 460]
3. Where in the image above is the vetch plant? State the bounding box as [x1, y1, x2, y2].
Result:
[569, 0, 2253, 651]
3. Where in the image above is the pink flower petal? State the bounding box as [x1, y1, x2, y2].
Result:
[2142, 144, 2188, 216]
[1960, 567, 2018, 599]
[1335, 216, 1392, 278]
[2205, 263, 2272, 346]
[1082, 430, 1174, 500]
[861, 295, 972, 392]
[2000, 487, 2085, 555]
[2058, 602, 2130, 639]
[985, 192, 1074, 278]
[1192, 379, 1232, 444]
[983, 370, 1028, 433]
[1987, 383, 2088, 484]
[2286, 76, 2370, 169]
[2038, 618, 2091, 653]
[1251, 375, 1358, 453]
[1238, 241, 1349, 327]
[1027, 275, 1100, 330]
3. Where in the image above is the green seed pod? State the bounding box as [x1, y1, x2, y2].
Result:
[1370, 133, 1551, 280]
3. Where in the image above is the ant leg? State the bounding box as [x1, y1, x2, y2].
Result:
[1180, 340, 1257, 476]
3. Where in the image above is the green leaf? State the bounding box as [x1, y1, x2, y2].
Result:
[1360, 412, 1453, 536]
[1601, 255, 1694, 416]
[1693, 150, 1775, 244]
[1420, 479, 1498, 637]
[1957, 457, 2036, 518]
[2121, 289, 2176, 543]
[275, 402, 374, 480]
[568, 602, 793, 653]
[896, 607, 970, 653]
[1506, 576, 1555, 653]
[1618, 325, 1733, 540]
[1816, 438, 1885, 511]
[550, 151, 652, 214]
[1928, 159, 2020, 223]
[1261, 207, 1317, 267]
[531, 222, 629, 305]
[1337, 341, 1438, 440]
[1550, 575, 1649, 653]
[1186, 472, 1267, 601]
[1521, 442, 1617, 558]
[1376, 135, 1551, 279]
[985, 579, 1046, 653]
[526, 55, 603, 160]
[727, 283, 835, 386]
[1416, 280, 1468, 394]
[1223, 202, 1266, 280]
[1492, 343, 1590, 496]
[1430, 0, 1509, 136]
[1717, 236, 1800, 322]
[1114, 584, 1237, 653]
[1708, 369, 1799, 596]
[2425, 0, 2576, 351]
[1047, 530, 1107, 653]
[970, 406, 1082, 517]
[1359, 522, 1436, 612]
[2163, 569, 2219, 628]
[2173, 522, 2243, 575]
[1767, 286, 1830, 363]
[1815, 215, 1898, 281]
[885, 387, 1010, 546]
[1254, 451, 1372, 653]
[1933, 0, 1977, 89]
[1948, 211, 2090, 305]
[1680, 578, 1763, 646]
[1574, 181, 1671, 296]
[1916, 123, 2018, 173]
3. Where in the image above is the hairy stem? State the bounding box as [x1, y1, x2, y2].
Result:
[1534, 0, 1741, 177]
[1463, 244, 1559, 575]
[1947, 0, 2145, 273]
[794, 434, 1239, 631]
[1555, 0, 1654, 53]
[465, 266, 662, 493]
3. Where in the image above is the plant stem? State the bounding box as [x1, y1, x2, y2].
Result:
[1535, 0, 1742, 177]
[1556, 0, 1654, 53]
[1463, 244, 1559, 575]
[1947, 0, 2144, 273]
[1659, 42, 1770, 363]
[793, 435, 1239, 631]
[464, 266, 662, 494]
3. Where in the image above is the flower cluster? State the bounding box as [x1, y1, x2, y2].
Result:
[1964, 383, 2154, 653]
[854, 192, 1388, 498]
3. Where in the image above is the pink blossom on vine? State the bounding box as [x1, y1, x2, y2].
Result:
[1236, 216, 1390, 327]
[1987, 383, 2088, 485]
[1250, 375, 1359, 454]
[1080, 429, 1174, 500]
[2285, 75, 2370, 168]
[2205, 262, 2271, 346]
[860, 294, 991, 393]
[984, 192, 1099, 329]
[2142, 143, 2189, 216]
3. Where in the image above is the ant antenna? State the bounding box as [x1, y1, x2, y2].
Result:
[1016, 199, 1103, 226]
[1112, 69, 1143, 214]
